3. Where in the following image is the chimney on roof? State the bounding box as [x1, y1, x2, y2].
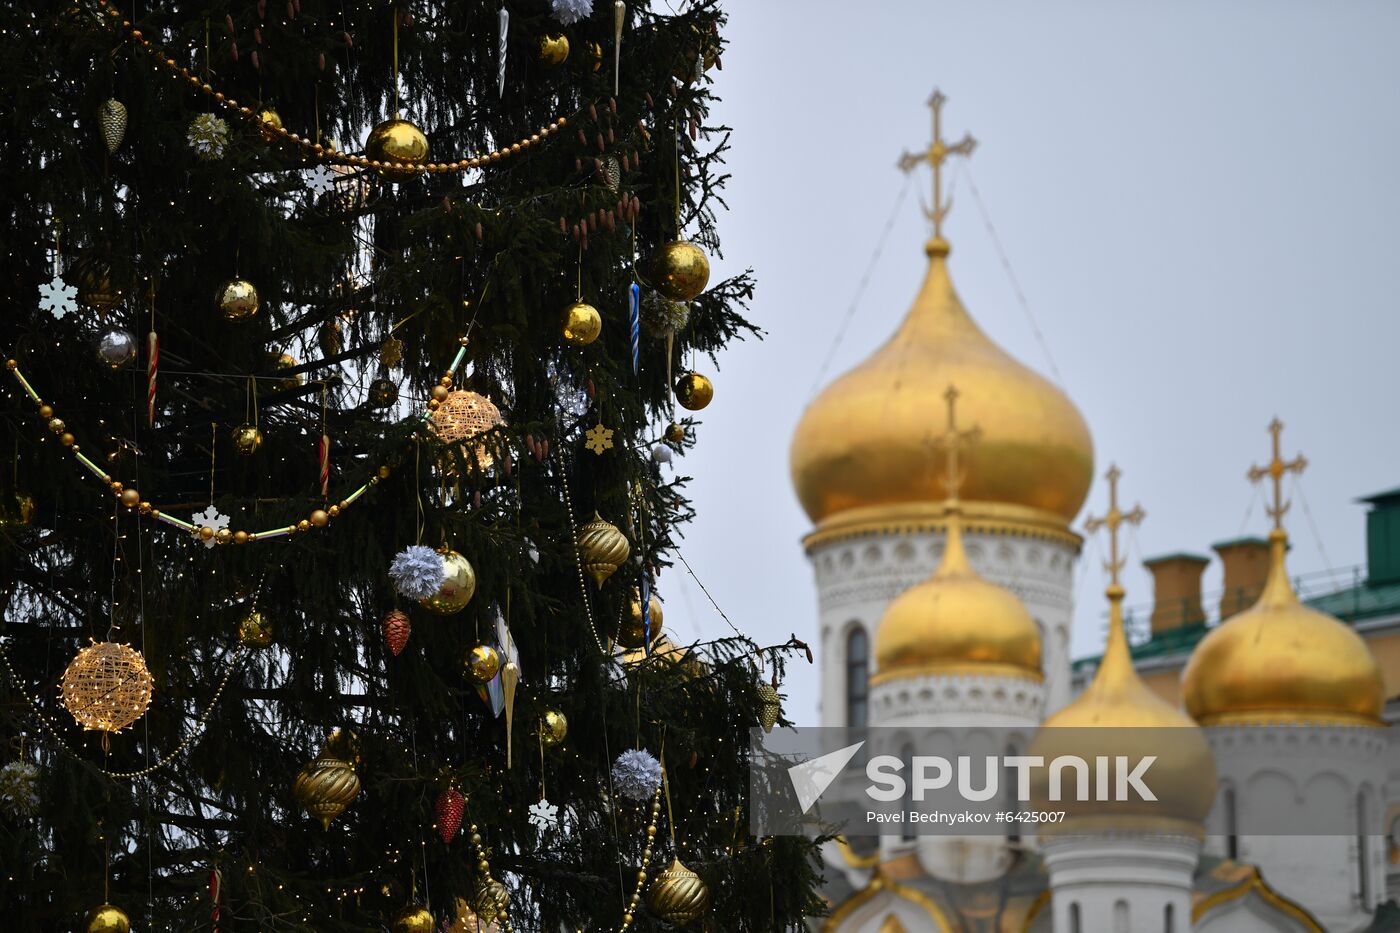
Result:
[1143, 553, 1210, 634]
[1213, 537, 1271, 621]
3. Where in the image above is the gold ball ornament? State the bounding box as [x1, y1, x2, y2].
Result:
[539, 708, 568, 747]
[665, 422, 686, 444]
[673, 372, 713, 411]
[756, 683, 781, 733]
[84, 904, 131, 933]
[465, 643, 502, 684]
[0, 491, 35, 529]
[257, 107, 283, 141]
[536, 33, 570, 67]
[365, 119, 430, 177]
[60, 642, 154, 733]
[272, 353, 303, 391]
[649, 241, 710, 301]
[619, 590, 664, 649]
[586, 40, 604, 72]
[576, 512, 630, 588]
[390, 906, 436, 933]
[472, 878, 510, 924]
[232, 423, 264, 456]
[419, 549, 477, 615]
[238, 610, 274, 649]
[293, 735, 361, 829]
[368, 377, 399, 408]
[561, 301, 603, 347]
[430, 391, 505, 469]
[647, 858, 710, 926]
[216, 278, 260, 322]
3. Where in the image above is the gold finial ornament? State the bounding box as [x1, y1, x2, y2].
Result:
[872, 386, 1042, 681]
[1182, 420, 1383, 726]
[293, 731, 361, 829]
[646, 857, 709, 926]
[576, 512, 630, 588]
[84, 904, 131, 933]
[472, 877, 510, 924]
[60, 642, 154, 733]
[898, 89, 977, 245]
[1033, 465, 1216, 832]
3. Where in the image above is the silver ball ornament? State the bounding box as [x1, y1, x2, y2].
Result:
[96, 327, 138, 370]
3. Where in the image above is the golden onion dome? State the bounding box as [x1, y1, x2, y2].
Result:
[790, 238, 1093, 533]
[1182, 529, 1384, 727]
[872, 511, 1042, 683]
[1033, 583, 1216, 831]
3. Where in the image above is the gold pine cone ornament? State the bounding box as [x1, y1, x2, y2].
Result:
[293, 730, 361, 829]
[757, 683, 781, 733]
[366, 119, 430, 178]
[390, 906, 436, 933]
[419, 549, 478, 615]
[649, 241, 710, 301]
[647, 857, 709, 926]
[576, 512, 630, 588]
[98, 99, 128, 154]
[85, 904, 131, 933]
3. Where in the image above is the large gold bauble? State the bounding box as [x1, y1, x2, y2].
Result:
[576, 512, 629, 589]
[0, 491, 35, 529]
[390, 906, 436, 933]
[649, 241, 710, 301]
[646, 858, 709, 926]
[430, 391, 504, 469]
[293, 738, 361, 830]
[238, 610, 274, 649]
[257, 107, 283, 141]
[561, 301, 603, 347]
[60, 642, 154, 733]
[272, 353, 303, 391]
[84, 904, 131, 933]
[418, 549, 477, 615]
[536, 33, 570, 67]
[368, 377, 399, 408]
[232, 423, 264, 456]
[539, 708, 568, 747]
[365, 119, 430, 175]
[473, 878, 510, 924]
[673, 372, 713, 411]
[618, 590, 664, 649]
[465, 643, 502, 684]
[216, 278, 260, 322]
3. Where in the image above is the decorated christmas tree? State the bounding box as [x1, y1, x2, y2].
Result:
[0, 1, 821, 929]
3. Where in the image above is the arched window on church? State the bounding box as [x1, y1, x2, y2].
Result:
[1068, 902, 1082, 933]
[1357, 790, 1370, 906]
[1223, 786, 1238, 860]
[1113, 899, 1129, 933]
[846, 627, 869, 728]
[1164, 903, 1175, 933]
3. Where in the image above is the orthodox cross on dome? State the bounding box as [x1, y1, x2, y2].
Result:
[1247, 417, 1307, 534]
[933, 385, 981, 507]
[1084, 464, 1144, 588]
[898, 89, 977, 241]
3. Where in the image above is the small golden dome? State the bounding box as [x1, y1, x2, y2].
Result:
[790, 240, 1093, 530]
[872, 513, 1042, 683]
[1182, 529, 1384, 727]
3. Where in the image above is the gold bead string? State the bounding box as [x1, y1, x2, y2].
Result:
[0, 640, 248, 780]
[93, 0, 571, 176]
[4, 342, 467, 546]
[466, 822, 515, 933]
[553, 451, 610, 656]
[615, 785, 664, 932]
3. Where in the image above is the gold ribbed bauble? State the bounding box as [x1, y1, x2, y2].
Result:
[1182, 529, 1384, 727]
[97, 98, 128, 154]
[293, 733, 361, 829]
[539, 708, 568, 747]
[756, 683, 781, 733]
[430, 391, 504, 469]
[576, 512, 629, 588]
[649, 241, 710, 301]
[0, 490, 35, 529]
[237, 609, 274, 649]
[365, 119, 430, 175]
[418, 549, 477, 615]
[472, 878, 510, 924]
[561, 301, 603, 347]
[368, 377, 399, 408]
[536, 33, 570, 67]
[60, 642, 153, 733]
[646, 858, 709, 926]
[790, 239, 1093, 530]
[257, 107, 283, 141]
[618, 589, 664, 649]
[673, 372, 713, 411]
[231, 423, 264, 456]
[216, 278, 260, 322]
[84, 904, 131, 933]
[464, 643, 502, 684]
[390, 906, 436, 933]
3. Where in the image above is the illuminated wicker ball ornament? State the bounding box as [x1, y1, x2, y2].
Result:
[60, 642, 154, 733]
[430, 390, 504, 470]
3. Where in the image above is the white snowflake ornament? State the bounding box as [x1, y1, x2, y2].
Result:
[304, 164, 337, 197]
[528, 797, 560, 830]
[38, 276, 78, 319]
[192, 505, 230, 549]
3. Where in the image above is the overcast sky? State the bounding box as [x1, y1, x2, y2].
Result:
[656, 0, 1400, 722]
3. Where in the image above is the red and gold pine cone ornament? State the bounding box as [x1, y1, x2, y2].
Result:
[435, 784, 465, 844]
[382, 610, 411, 656]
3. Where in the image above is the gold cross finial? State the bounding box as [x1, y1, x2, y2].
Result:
[1247, 417, 1307, 533]
[1083, 464, 1145, 590]
[934, 385, 981, 506]
[898, 89, 977, 241]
